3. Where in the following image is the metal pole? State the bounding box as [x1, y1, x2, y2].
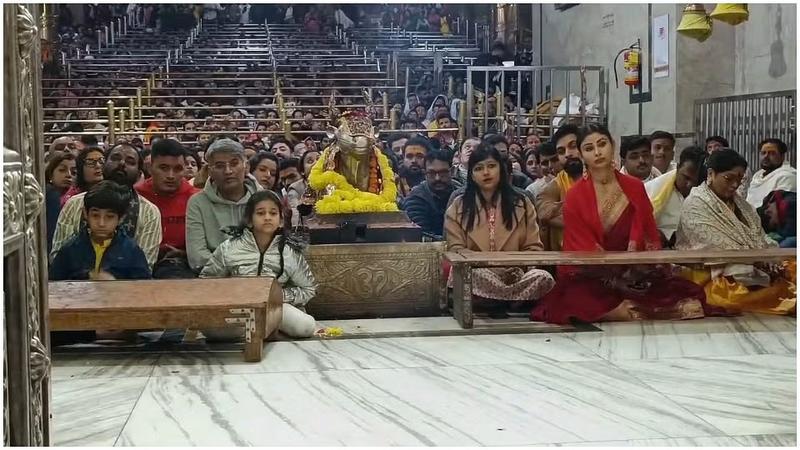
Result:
[517, 71, 522, 137]
[118, 109, 126, 133]
[466, 69, 473, 138]
[382, 92, 389, 119]
[458, 100, 467, 142]
[104, 26, 110, 46]
[107, 100, 116, 143]
[136, 88, 143, 127]
[97, 30, 102, 49]
[123, 16, 128, 34]
[448, 75, 454, 98]
[390, 108, 398, 130]
[565, 71, 570, 125]
[66, 62, 71, 86]
[496, 87, 503, 133]
[393, 51, 399, 83]
[404, 66, 410, 100]
[129, 101, 135, 130]
[110, 21, 115, 45]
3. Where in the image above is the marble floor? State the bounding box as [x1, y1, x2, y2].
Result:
[50, 314, 796, 446]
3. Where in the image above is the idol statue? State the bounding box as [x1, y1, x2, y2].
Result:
[305, 91, 398, 214]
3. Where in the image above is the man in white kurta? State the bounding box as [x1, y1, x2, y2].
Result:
[645, 146, 707, 244]
[746, 138, 797, 208]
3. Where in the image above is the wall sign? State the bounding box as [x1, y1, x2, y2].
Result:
[653, 13, 670, 78]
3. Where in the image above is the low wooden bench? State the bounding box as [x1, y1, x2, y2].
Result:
[49, 278, 283, 362]
[445, 248, 796, 328]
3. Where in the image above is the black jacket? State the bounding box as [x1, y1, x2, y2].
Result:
[402, 181, 459, 240]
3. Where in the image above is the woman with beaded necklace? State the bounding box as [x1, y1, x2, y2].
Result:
[531, 124, 723, 324]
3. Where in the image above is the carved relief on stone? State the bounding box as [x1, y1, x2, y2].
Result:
[307, 244, 442, 304]
[311, 257, 435, 301]
[3, 149, 24, 240]
[15, 4, 48, 446]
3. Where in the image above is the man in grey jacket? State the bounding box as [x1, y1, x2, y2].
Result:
[186, 138, 262, 271]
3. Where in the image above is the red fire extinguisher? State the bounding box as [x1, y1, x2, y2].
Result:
[623, 49, 641, 87]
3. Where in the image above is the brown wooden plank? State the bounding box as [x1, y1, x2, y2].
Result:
[50, 308, 249, 331]
[444, 248, 795, 267]
[49, 278, 277, 311]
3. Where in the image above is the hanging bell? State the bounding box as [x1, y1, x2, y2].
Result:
[677, 4, 713, 42]
[710, 4, 749, 26]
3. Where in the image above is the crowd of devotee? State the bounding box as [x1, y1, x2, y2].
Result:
[45, 119, 798, 333]
[43, 4, 796, 345]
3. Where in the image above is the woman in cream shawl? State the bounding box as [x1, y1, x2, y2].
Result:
[675, 149, 795, 315]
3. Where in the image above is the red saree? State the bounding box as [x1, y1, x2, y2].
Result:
[530, 172, 716, 324]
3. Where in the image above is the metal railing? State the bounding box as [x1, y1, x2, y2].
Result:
[695, 90, 796, 169]
[465, 65, 607, 140]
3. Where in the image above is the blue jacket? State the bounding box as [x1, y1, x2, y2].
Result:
[49, 227, 152, 281]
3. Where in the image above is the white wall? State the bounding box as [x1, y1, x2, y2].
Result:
[538, 3, 678, 141]
[536, 3, 796, 140]
[733, 3, 796, 95]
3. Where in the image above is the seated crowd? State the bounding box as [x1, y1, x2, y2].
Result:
[45, 97, 797, 341]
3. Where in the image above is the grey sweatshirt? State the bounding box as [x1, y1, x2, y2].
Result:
[186, 174, 262, 270]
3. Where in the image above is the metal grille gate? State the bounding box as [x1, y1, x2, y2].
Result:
[465, 65, 607, 140]
[694, 90, 796, 169]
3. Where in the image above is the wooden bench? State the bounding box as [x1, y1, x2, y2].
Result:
[445, 248, 796, 328]
[49, 278, 283, 362]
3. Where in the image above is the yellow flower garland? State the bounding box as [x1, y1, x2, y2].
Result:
[308, 147, 399, 214]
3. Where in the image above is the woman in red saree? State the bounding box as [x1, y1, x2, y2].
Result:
[531, 124, 721, 324]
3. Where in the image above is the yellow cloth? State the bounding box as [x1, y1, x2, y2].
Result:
[554, 169, 575, 195]
[650, 170, 677, 216]
[427, 120, 439, 138]
[91, 238, 112, 275]
[440, 18, 451, 35]
[680, 266, 796, 315]
[550, 170, 577, 250]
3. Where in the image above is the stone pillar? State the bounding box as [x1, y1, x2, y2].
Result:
[3, 3, 51, 446]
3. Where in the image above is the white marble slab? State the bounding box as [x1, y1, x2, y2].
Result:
[733, 433, 797, 446]
[615, 354, 796, 436]
[556, 435, 750, 446]
[151, 333, 603, 377]
[570, 315, 796, 361]
[555, 433, 796, 446]
[117, 360, 723, 446]
[51, 353, 160, 380]
[51, 376, 149, 446]
[316, 316, 464, 334]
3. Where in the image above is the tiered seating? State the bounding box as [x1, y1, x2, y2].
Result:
[346, 26, 481, 99]
[43, 19, 190, 149]
[45, 15, 464, 151]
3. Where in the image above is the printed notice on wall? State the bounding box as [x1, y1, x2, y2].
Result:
[653, 14, 669, 78]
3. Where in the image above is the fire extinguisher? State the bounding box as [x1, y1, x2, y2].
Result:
[623, 49, 640, 86]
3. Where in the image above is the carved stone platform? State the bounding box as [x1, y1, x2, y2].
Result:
[305, 242, 445, 320]
[305, 212, 422, 244]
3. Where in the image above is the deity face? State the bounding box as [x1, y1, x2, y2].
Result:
[334, 113, 376, 157]
[337, 131, 372, 157]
